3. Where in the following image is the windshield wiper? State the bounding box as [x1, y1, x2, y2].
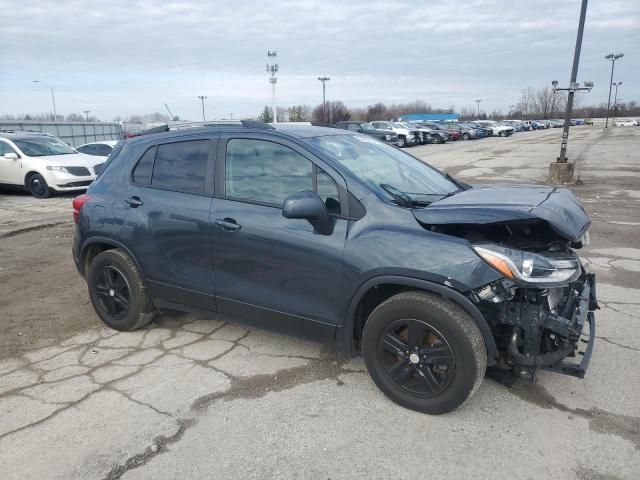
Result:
[379, 183, 414, 207]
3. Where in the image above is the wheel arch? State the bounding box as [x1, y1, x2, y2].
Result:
[80, 237, 144, 279]
[23, 170, 42, 185]
[341, 275, 498, 363]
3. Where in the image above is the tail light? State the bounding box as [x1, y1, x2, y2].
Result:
[72, 194, 91, 224]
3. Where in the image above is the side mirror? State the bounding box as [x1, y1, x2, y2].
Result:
[3, 153, 18, 160]
[282, 191, 333, 234]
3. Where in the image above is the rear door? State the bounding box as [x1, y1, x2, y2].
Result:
[116, 135, 217, 309]
[210, 133, 348, 339]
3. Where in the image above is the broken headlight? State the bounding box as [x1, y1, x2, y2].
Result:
[472, 244, 580, 285]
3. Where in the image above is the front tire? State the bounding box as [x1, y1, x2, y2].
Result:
[462, 133, 471, 140]
[432, 134, 443, 144]
[87, 249, 155, 331]
[362, 291, 486, 414]
[499, 131, 506, 137]
[397, 136, 407, 148]
[26, 173, 51, 198]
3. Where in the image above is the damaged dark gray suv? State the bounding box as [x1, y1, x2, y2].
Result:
[72, 121, 596, 414]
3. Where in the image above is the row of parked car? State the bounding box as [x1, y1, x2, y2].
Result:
[331, 118, 595, 148]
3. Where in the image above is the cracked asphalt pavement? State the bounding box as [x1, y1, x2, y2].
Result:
[1, 127, 639, 479]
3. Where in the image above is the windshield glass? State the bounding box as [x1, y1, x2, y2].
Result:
[308, 134, 459, 200]
[392, 122, 407, 128]
[360, 123, 374, 131]
[13, 137, 76, 157]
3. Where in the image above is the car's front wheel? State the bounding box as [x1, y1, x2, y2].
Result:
[432, 134, 443, 144]
[397, 136, 407, 148]
[362, 291, 486, 414]
[26, 173, 51, 198]
[87, 249, 155, 331]
[462, 132, 470, 140]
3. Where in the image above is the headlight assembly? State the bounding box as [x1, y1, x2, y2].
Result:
[473, 244, 580, 285]
[46, 166, 70, 173]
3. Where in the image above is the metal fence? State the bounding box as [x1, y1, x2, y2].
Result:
[0, 121, 123, 147]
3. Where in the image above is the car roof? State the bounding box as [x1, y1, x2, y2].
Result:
[78, 140, 119, 147]
[0, 131, 55, 140]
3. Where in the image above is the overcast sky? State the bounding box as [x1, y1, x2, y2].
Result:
[1, 0, 638, 121]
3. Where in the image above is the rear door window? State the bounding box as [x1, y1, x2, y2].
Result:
[132, 146, 156, 185]
[151, 140, 210, 194]
[97, 144, 113, 156]
[78, 144, 98, 155]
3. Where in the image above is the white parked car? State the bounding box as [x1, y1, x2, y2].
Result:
[0, 132, 104, 198]
[370, 121, 420, 147]
[76, 140, 119, 158]
[474, 120, 514, 137]
[615, 119, 639, 127]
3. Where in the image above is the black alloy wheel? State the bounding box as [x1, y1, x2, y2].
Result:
[27, 173, 51, 198]
[94, 265, 131, 321]
[379, 319, 455, 397]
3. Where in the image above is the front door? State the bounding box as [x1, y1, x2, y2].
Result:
[116, 136, 217, 309]
[211, 134, 348, 340]
[0, 141, 20, 184]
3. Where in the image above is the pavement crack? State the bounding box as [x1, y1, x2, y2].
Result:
[597, 336, 640, 352]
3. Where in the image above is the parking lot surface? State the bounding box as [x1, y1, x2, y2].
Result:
[1, 127, 639, 479]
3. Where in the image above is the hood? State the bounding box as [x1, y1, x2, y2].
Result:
[412, 185, 590, 242]
[31, 153, 105, 167]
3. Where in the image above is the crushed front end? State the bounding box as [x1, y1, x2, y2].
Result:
[472, 240, 598, 379]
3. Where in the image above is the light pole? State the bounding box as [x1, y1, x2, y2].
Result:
[266, 51, 278, 123]
[509, 104, 515, 118]
[604, 53, 623, 128]
[33, 80, 57, 120]
[612, 81, 622, 125]
[549, 0, 591, 183]
[318, 77, 330, 123]
[475, 99, 482, 118]
[197, 96, 207, 121]
[83, 110, 90, 121]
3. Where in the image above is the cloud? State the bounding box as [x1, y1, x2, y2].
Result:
[1, 0, 638, 120]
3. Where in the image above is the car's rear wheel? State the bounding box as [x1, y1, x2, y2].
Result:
[362, 291, 486, 414]
[87, 249, 155, 331]
[26, 173, 51, 198]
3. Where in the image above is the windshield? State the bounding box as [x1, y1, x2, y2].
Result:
[392, 122, 408, 129]
[308, 134, 459, 202]
[13, 137, 76, 157]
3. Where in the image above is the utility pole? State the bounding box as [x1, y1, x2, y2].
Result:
[229, 113, 234, 120]
[604, 53, 624, 128]
[475, 99, 482, 118]
[33, 80, 57, 120]
[197, 96, 207, 121]
[84, 110, 90, 121]
[612, 82, 622, 125]
[509, 104, 515, 118]
[549, 0, 592, 183]
[266, 51, 278, 123]
[318, 77, 330, 123]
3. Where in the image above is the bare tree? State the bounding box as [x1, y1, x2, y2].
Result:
[287, 105, 312, 122]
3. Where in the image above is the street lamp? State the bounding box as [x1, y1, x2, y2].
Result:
[197, 96, 207, 121]
[548, 0, 590, 183]
[612, 81, 622, 125]
[318, 77, 330, 123]
[33, 80, 57, 120]
[84, 110, 90, 121]
[604, 53, 623, 128]
[475, 99, 482, 118]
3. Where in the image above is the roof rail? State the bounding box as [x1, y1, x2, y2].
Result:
[139, 119, 274, 136]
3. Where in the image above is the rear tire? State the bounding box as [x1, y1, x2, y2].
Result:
[26, 173, 51, 198]
[87, 249, 155, 331]
[362, 291, 486, 414]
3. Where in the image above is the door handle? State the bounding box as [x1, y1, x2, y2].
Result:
[214, 218, 241, 232]
[125, 196, 143, 207]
